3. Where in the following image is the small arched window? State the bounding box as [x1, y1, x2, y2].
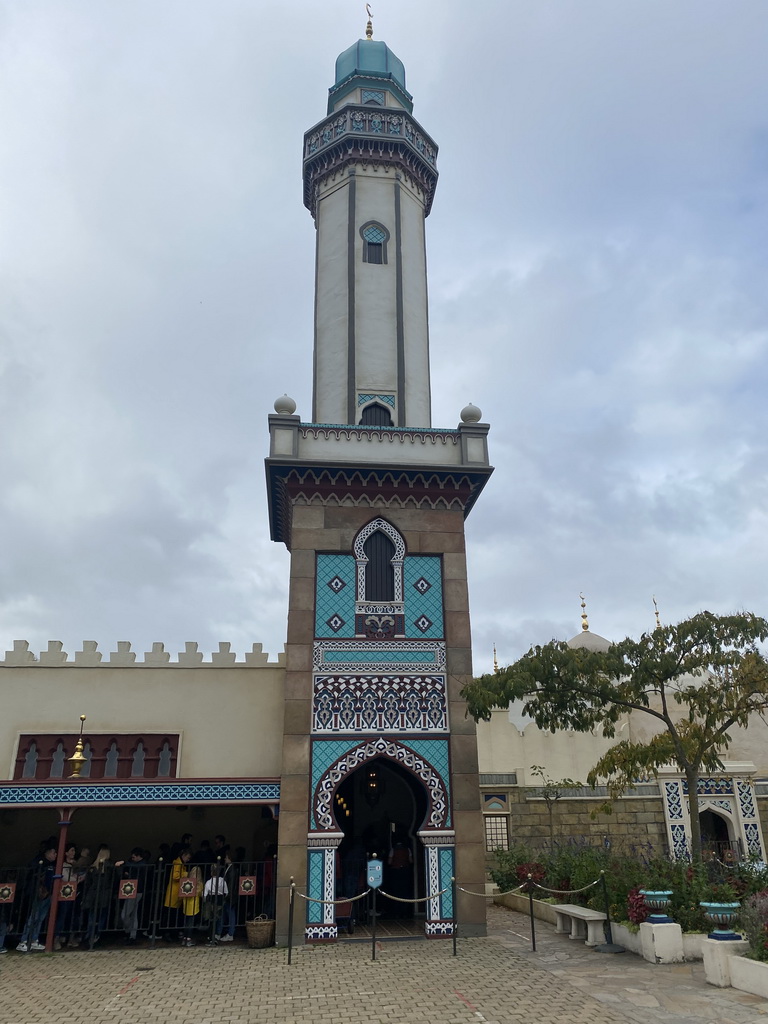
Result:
[104, 741, 120, 778]
[360, 402, 393, 427]
[50, 742, 66, 778]
[360, 222, 389, 265]
[22, 742, 38, 779]
[363, 530, 396, 601]
[157, 741, 173, 777]
[131, 741, 146, 777]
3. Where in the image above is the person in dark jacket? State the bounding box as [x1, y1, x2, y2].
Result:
[119, 847, 149, 944]
[17, 845, 57, 951]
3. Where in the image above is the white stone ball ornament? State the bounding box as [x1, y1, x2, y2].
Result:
[274, 394, 297, 415]
[460, 402, 482, 423]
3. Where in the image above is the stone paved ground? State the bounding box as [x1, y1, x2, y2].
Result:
[1, 905, 767, 1024]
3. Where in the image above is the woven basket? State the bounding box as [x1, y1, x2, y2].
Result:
[245, 915, 275, 949]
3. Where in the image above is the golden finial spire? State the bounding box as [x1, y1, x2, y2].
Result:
[365, 4, 373, 39]
[653, 595, 662, 630]
[493, 644, 499, 673]
[67, 714, 87, 779]
[580, 593, 589, 632]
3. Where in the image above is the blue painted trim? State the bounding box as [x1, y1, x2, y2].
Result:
[0, 781, 280, 806]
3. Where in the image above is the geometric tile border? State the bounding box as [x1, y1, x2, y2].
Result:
[0, 781, 280, 806]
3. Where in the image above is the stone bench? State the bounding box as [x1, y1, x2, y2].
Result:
[552, 904, 607, 946]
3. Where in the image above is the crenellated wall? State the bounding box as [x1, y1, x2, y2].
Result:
[2, 639, 285, 666]
[0, 641, 287, 781]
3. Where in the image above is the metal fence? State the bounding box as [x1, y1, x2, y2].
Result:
[0, 859, 276, 950]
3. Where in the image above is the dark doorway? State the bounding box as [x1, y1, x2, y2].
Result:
[336, 758, 427, 922]
[699, 809, 733, 859]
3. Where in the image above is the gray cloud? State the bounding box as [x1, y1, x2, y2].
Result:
[1, 1, 767, 672]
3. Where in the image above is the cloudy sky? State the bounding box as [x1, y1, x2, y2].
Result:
[1, 1, 767, 673]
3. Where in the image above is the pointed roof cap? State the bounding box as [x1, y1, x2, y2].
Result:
[334, 39, 407, 91]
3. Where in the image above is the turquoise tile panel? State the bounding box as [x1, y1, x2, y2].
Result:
[406, 738, 451, 825]
[404, 556, 444, 638]
[439, 848, 454, 918]
[323, 650, 438, 664]
[307, 850, 324, 923]
[315, 554, 356, 638]
[311, 738, 360, 793]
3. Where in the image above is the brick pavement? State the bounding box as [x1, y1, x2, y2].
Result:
[1, 906, 767, 1024]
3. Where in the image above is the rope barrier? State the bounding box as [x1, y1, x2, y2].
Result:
[293, 886, 447, 905]
[295, 889, 371, 906]
[530, 878, 601, 896]
[458, 883, 526, 898]
[379, 887, 448, 903]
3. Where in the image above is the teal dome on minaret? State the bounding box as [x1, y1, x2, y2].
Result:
[334, 39, 406, 91]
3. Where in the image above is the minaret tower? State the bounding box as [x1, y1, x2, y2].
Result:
[306, 19, 436, 428]
[267, 21, 492, 944]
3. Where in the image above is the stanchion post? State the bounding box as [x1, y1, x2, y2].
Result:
[527, 874, 536, 952]
[595, 870, 624, 954]
[371, 887, 377, 961]
[149, 857, 163, 946]
[451, 877, 457, 957]
[287, 878, 295, 965]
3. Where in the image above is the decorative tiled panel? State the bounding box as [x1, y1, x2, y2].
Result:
[663, 781, 684, 820]
[684, 777, 734, 796]
[0, 782, 280, 807]
[404, 557, 444, 638]
[307, 850, 324, 924]
[407, 739, 450, 797]
[313, 675, 448, 734]
[358, 393, 395, 408]
[313, 641, 446, 672]
[669, 824, 688, 859]
[354, 613, 405, 639]
[305, 924, 337, 941]
[738, 779, 757, 819]
[315, 555, 356, 638]
[425, 920, 454, 937]
[311, 739, 361, 795]
[439, 847, 454, 920]
[745, 822, 763, 856]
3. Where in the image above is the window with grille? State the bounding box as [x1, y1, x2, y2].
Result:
[360, 222, 389, 265]
[360, 402, 393, 427]
[484, 815, 510, 852]
[363, 530, 396, 601]
[14, 734, 180, 780]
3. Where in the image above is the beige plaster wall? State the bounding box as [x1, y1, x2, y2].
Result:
[0, 661, 285, 780]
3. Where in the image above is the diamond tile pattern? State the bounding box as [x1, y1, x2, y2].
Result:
[439, 848, 454, 918]
[404, 557, 444, 638]
[307, 849, 324, 923]
[407, 738, 451, 824]
[315, 555, 356, 637]
[311, 738, 360, 792]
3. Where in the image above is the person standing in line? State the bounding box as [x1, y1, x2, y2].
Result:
[17, 845, 57, 952]
[120, 848, 148, 945]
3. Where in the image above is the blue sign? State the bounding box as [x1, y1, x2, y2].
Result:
[367, 858, 383, 889]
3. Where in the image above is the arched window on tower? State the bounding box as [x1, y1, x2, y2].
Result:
[360, 402, 393, 427]
[363, 530, 396, 601]
[360, 222, 389, 265]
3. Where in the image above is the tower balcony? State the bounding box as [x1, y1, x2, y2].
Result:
[265, 417, 493, 546]
[303, 105, 438, 216]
